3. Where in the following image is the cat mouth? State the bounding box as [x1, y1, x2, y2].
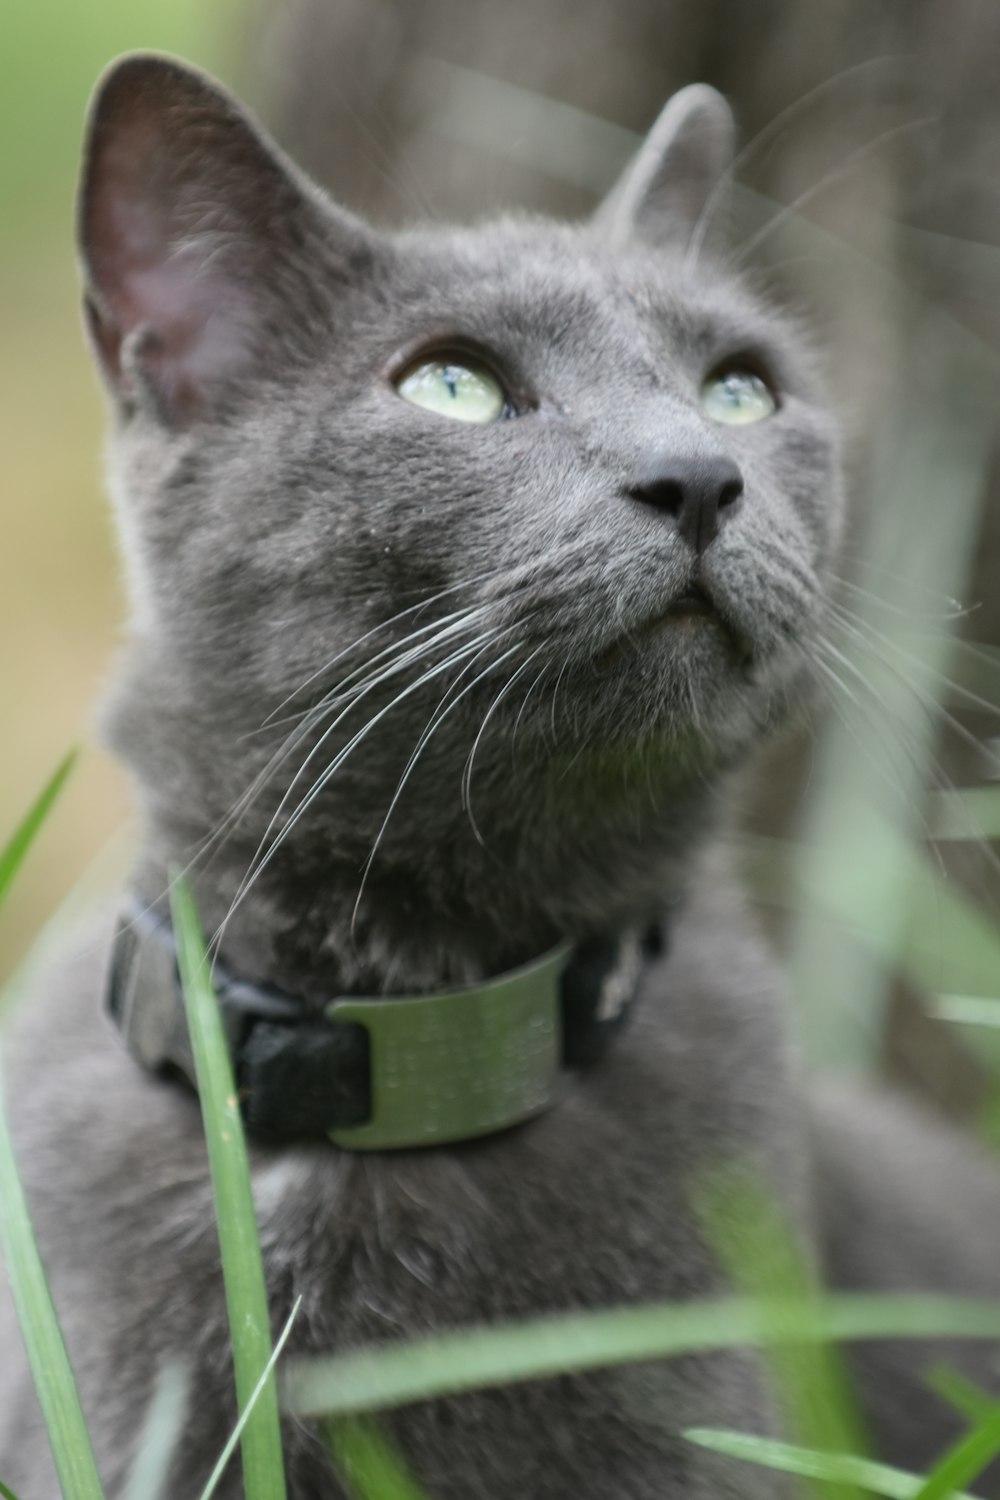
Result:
[591, 580, 753, 674]
[663, 584, 718, 620]
[643, 580, 755, 664]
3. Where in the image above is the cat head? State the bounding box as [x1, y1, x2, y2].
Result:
[79, 55, 842, 969]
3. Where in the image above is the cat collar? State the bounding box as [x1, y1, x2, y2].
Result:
[106, 905, 661, 1151]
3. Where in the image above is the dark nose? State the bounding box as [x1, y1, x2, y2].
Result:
[627, 454, 744, 556]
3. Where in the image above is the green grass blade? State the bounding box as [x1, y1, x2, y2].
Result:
[0, 751, 103, 1500]
[283, 1294, 1000, 1419]
[121, 1363, 190, 1500]
[199, 1296, 302, 1500]
[697, 1168, 866, 1500]
[932, 997, 1000, 1029]
[0, 750, 78, 916]
[326, 1419, 431, 1500]
[0, 1046, 105, 1500]
[925, 1368, 998, 1426]
[170, 876, 287, 1500]
[910, 1404, 1000, 1500]
[0, 1478, 24, 1500]
[684, 1429, 983, 1500]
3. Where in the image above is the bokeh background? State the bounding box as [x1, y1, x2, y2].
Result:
[5, 0, 1000, 1117]
[1, 2, 249, 972]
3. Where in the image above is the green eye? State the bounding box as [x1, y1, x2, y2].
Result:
[395, 356, 507, 424]
[700, 366, 777, 426]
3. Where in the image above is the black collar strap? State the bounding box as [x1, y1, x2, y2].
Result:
[106, 904, 663, 1150]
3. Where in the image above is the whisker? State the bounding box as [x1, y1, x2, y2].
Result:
[255, 600, 496, 736]
[812, 645, 925, 813]
[192, 604, 494, 895]
[351, 637, 537, 933]
[815, 619, 1000, 887]
[512, 657, 553, 759]
[257, 569, 509, 728]
[828, 600, 1000, 725]
[549, 656, 572, 746]
[835, 553, 973, 611]
[462, 646, 547, 849]
[830, 572, 971, 624]
[685, 54, 906, 267]
[734, 117, 933, 269]
[218, 629, 505, 945]
[215, 626, 523, 947]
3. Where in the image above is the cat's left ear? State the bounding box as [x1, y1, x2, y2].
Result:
[79, 53, 375, 425]
[594, 84, 734, 253]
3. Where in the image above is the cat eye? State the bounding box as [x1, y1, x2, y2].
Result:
[395, 355, 508, 424]
[700, 365, 777, 426]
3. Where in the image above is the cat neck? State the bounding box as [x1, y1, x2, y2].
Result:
[129, 776, 720, 1004]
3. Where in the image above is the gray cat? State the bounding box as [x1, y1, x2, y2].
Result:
[3, 53, 1000, 1499]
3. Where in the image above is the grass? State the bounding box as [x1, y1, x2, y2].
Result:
[170, 875, 289, 1500]
[281, 1294, 1000, 1421]
[683, 1431, 986, 1500]
[0, 755, 103, 1500]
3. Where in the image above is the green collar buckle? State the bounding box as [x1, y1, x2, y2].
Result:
[327, 945, 571, 1149]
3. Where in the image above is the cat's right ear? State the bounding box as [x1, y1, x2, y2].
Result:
[78, 53, 372, 424]
[594, 84, 735, 254]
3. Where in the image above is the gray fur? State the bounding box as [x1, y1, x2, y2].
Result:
[3, 53, 1000, 1498]
[594, 83, 736, 251]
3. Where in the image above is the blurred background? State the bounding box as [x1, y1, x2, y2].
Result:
[4, 0, 1000, 1120]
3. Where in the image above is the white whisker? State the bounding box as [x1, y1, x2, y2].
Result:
[351, 636, 539, 933]
[215, 629, 509, 945]
[462, 646, 547, 849]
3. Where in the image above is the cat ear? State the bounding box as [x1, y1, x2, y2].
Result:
[594, 84, 735, 252]
[79, 53, 370, 423]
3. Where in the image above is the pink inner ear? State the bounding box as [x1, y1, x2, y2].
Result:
[86, 133, 255, 414]
[125, 250, 254, 409]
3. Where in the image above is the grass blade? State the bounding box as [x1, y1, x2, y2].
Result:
[199, 1296, 302, 1500]
[0, 751, 78, 916]
[326, 1419, 431, 1500]
[910, 1403, 1000, 1500]
[283, 1293, 1000, 1419]
[0, 1482, 24, 1500]
[925, 1368, 998, 1426]
[697, 1168, 866, 1499]
[0, 751, 103, 1500]
[170, 875, 287, 1500]
[0, 1047, 105, 1500]
[121, 1363, 191, 1500]
[932, 997, 1000, 1029]
[684, 1429, 983, 1500]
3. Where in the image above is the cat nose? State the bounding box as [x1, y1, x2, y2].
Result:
[627, 454, 744, 555]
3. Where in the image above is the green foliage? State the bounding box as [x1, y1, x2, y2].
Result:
[0, 751, 77, 917]
[0, 755, 105, 1500]
[170, 875, 288, 1500]
[910, 1397, 1000, 1500]
[326, 1420, 432, 1500]
[281, 1294, 1000, 1420]
[684, 1430, 983, 1500]
[696, 1166, 866, 1499]
[121, 1365, 190, 1500]
[198, 1299, 302, 1500]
